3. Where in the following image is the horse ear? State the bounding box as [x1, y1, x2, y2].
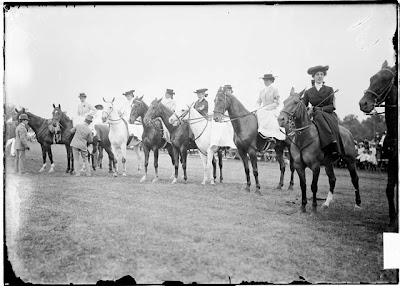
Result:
[290, 87, 295, 95]
[299, 88, 306, 97]
[157, 98, 163, 103]
[382, 60, 388, 69]
[103, 97, 106, 102]
[112, 97, 115, 103]
[58, 104, 61, 109]
[53, 104, 56, 108]
[139, 95, 144, 100]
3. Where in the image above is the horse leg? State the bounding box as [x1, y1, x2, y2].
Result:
[140, 146, 150, 182]
[238, 148, 251, 192]
[345, 159, 362, 210]
[106, 149, 114, 173]
[111, 145, 118, 177]
[65, 145, 72, 173]
[152, 148, 160, 183]
[288, 153, 295, 190]
[134, 145, 142, 173]
[310, 166, 321, 212]
[322, 164, 336, 208]
[296, 164, 308, 213]
[48, 146, 55, 173]
[248, 149, 261, 195]
[387, 157, 397, 225]
[218, 149, 223, 182]
[200, 152, 208, 185]
[171, 147, 180, 184]
[211, 156, 217, 183]
[275, 146, 285, 190]
[39, 144, 47, 172]
[121, 145, 127, 177]
[181, 147, 188, 182]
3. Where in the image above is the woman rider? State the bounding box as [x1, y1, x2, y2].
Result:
[302, 65, 340, 157]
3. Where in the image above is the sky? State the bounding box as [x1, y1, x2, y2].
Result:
[3, 4, 397, 122]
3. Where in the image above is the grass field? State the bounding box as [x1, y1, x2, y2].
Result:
[4, 141, 398, 284]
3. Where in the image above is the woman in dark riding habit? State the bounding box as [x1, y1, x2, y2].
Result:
[302, 65, 340, 156]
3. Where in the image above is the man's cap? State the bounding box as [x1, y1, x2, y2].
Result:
[79, 93, 87, 98]
[166, 89, 175, 95]
[85, 114, 93, 123]
[19, 114, 29, 120]
[123, 90, 135, 96]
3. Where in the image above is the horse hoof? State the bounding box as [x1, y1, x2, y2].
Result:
[220, 179, 223, 183]
[171, 178, 177, 184]
[113, 173, 118, 177]
[48, 168, 54, 173]
[255, 190, 262, 196]
[301, 206, 306, 213]
[201, 181, 206, 185]
[108, 170, 113, 173]
[321, 203, 329, 209]
[210, 181, 215, 186]
[140, 176, 147, 182]
[244, 186, 250, 193]
[288, 186, 294, 191]
[65, 169, 70, 173]
[152, 177, 159, 183]
[354, 205, 362, 211]
[122, 173, 127, 177]
[39, 168, 45, 173]
[276, 185, 283, 190]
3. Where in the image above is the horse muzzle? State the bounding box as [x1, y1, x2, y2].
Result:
[359, 97, 374, 114]
[277, 113, 287, 127]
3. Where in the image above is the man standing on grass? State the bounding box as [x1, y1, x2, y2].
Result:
[15, 114, 31, 174]
[70, 114, 94, 177]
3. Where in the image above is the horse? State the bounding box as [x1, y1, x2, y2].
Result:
[143, 98, 190, 184]
[277, 88, 361, 213]
[93, 124, 116, 173]
[213, 87, 295, 195]
[129, 95, 175, 182]
[15, 107, 70, 173]
[169, 104, 233, 185]
[359, 60, 397, 226]
[101, 97, 130, 177]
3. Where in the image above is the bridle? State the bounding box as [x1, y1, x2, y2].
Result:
[213, 91, 260, 122]
[102, 102, 122, 125]
[364, 67, 396, 110]
[281, 99, 311, 135]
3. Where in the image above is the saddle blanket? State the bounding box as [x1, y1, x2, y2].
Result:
[209, 120, 236, 149]
[256, 108, 286, 141]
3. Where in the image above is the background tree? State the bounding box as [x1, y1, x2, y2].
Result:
[339, 114, 386, 143]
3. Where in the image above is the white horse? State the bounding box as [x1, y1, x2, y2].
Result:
[169, 105, 235, 185]
[101, 98, 129, 177]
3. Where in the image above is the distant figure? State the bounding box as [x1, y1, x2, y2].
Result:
[77, 92, 96, 117]
[70, 114, 94, 177]
[15, 114, 31, 174]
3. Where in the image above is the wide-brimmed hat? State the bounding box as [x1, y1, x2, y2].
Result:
[259, 74, 277, 81]
[19, 114, 29, 121]
[166, 89, 175, 95]
[79, 93, 87, 98]
[307, 65, 329, 76]
[84, 114, 93, 123]
[194, 88, 208, 97]
[94, 104, 103, 110]
[123, 90, 135, 96]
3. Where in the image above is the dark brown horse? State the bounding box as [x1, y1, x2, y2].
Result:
[213, 87, 295, 195]
[359, 60, 397, 226]
[277, 88, 361, 213]
[15, 107, 71, 173]
[143, 98, 189, 184]
[129, 95, 175, 182]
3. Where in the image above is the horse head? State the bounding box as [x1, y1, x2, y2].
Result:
[169, 105, 191, 127]
[101, 98, 116, 123]
[278, 87, 306, 128]
[129, 95, 146, 124]
[213, 86, 228, 122]
[359, 60, 397, 114]
[143, 98, 163, 125]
